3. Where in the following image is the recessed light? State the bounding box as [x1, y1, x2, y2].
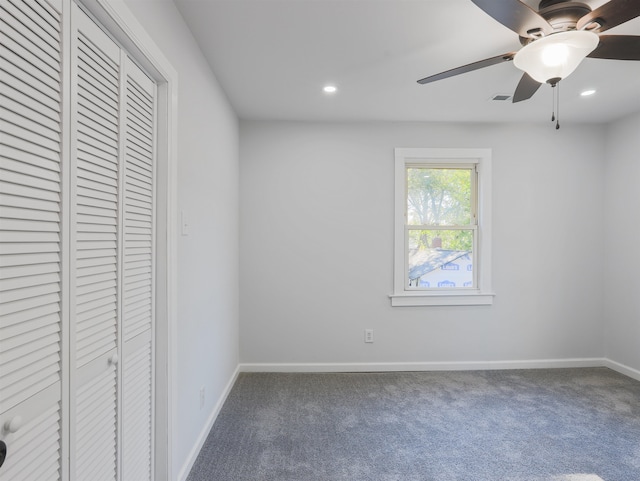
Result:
[323, 85, 337, 94]
[581, 89, 596, 97]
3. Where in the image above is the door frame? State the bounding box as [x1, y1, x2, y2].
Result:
[71, 1, 177, 479]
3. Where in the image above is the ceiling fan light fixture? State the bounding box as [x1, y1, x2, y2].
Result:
[513, 30, 599, 84]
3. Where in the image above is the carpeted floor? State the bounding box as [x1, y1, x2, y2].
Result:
[187, 368, 640, 481]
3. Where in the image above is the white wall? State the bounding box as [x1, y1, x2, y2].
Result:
[604, 112, 640, 373]
[121, 1, 239, 478]
[240, 121, 606, 367]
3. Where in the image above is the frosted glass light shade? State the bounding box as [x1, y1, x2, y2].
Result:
[513, 31, 599, 84]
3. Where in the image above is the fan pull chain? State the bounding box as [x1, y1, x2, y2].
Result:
[550, 82, 560, 130]
[556, 82, 560, 130]
[551, 84, 555, 122]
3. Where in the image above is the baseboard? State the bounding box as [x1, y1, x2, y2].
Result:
[177, 365, 240, 481]
[239, 358, 605, 373]
[603, 358, 640, 382]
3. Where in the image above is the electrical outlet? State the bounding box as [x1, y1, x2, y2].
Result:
[199, 386, 205, 409]
[364, 329, 374, 343]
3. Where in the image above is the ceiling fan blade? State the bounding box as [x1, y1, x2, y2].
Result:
[577, 0, 640, 32]
[587, 35, 640, 60]
[512, 73, 542, 103]
[417, 53, 516, 85]
[470, 0, 553, 37]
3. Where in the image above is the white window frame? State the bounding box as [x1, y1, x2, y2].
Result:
[391, 148, 494, 307]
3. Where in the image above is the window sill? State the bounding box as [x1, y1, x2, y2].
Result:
[390, 291, 495, 307]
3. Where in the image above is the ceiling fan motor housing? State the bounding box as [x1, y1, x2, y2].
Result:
[520, 1, 593, 44]
[540, 1, 592, 27]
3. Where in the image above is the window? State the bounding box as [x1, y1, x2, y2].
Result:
[392, 148, 494, 306]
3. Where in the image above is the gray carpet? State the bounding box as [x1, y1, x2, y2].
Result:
[187, 368, 640, 481]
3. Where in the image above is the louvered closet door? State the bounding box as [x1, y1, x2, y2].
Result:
[121, 56, 155, 481]
[0, 0, 64, 479]
[69, 4, 121, 480]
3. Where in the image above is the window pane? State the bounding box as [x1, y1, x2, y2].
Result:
[407, 168, 472, 226]
[408, 230, 473, 288]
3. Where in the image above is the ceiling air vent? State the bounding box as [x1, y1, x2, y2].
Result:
[490, 94, 512, 101]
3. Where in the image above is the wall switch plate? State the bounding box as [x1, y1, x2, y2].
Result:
[199, 386, 205, 409]
[364, 329, 374, 343]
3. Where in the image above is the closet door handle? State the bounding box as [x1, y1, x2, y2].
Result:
[108, 353, 119, 366]
[4, 416, 22, 434]
[0, 440, 6, 469]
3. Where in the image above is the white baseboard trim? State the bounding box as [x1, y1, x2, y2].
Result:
[603, 358, 640, 382]
[177, 365, 240, 481]
[239, 358, 606, 373]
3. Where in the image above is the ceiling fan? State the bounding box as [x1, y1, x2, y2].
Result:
[417, 0, 640, 103]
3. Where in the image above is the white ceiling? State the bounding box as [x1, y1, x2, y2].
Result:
[174, 0, 640, 123]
